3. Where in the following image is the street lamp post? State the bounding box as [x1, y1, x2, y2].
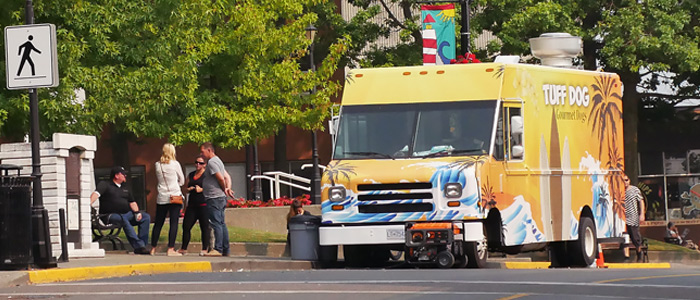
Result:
[253, 139, 262, 200]
[305, 25, 321, 204]
[25, 0, 56, 269]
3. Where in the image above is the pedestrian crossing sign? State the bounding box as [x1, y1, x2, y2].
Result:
[4, 23, 59, 90]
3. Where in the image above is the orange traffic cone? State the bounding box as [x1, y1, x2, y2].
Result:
[596, 244, 608, 268]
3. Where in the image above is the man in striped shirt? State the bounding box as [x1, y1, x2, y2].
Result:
[624, 174, 646, 262]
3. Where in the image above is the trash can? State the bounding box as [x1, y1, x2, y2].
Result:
[0, 164, 33, 270]
[288, 214, 322, 260]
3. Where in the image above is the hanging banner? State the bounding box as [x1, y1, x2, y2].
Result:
[421, 4, 456, 65]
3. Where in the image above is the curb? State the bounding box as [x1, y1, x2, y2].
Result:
[26, 261, 212, 284]
[500, 261, 671, 269]
[21, 259, 315, 285]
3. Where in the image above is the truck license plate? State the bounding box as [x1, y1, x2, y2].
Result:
[386, 229, 405, 240]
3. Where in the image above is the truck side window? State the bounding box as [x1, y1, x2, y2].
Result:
[507, 107, 523, 160]
[494, 110, 505, 161]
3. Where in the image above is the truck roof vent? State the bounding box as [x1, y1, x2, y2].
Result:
[529, 33, 582, 68]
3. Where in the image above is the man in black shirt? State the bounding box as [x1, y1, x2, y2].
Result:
[90, 166, 151, 254]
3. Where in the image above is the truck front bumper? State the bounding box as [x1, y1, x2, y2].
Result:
[319, 224, 406, 246]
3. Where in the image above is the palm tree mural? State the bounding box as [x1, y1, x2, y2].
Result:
[432, 155, 489, 188]
[607, 142, 626, 218]
[588, 74, 623, 157]
[480, 177, 497, 212]
[324, 161, 357, 186]
[447, 155, 488, 172]
[589, 74, 624, 219]
[494, 65, 506, 79]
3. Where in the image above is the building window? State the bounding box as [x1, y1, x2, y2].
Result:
[94, 165, 146, 210]
[639, 150, 700, 224]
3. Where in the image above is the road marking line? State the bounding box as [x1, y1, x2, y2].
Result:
[0, 289, 687, 299]
[596, 273, 700, 284]
[0, 290, 512, 296]
[27, 262, 212, 284]
[41, 279, 700, 289]
[498, 293, 530, 300]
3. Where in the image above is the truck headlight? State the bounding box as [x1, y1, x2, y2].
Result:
[328, 186, 346, 202]
[444, 183, 462, 198]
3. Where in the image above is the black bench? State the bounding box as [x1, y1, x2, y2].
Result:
[91, 208, 125, 250]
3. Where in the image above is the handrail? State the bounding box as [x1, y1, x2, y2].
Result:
[249, 175, 276, 200]
[262, 171, 311, 184]
[250, 172, 311, 200]
[301, 163, 326, 171]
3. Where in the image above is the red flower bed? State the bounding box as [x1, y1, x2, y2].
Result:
[226, 194, 311, 208]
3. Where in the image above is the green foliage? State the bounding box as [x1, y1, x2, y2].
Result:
[0, 0, 348, 148]
[317, 0, 423, 68]
[473, 0, 700, 90]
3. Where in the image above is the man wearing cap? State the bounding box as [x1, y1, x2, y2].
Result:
[90, 166, 152, 255]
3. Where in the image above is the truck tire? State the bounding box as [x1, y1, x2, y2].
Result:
[436, 250, 455, 269]
[453, 253, 468, 268]
[572, 217, 597, 267]
[465, 240, 487, 268]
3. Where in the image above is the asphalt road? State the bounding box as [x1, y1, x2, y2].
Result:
[3, 266, 700, 300]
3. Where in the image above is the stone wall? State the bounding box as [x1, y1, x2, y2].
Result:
[225, 204, 322, 235]
[0, 133, 103, 259]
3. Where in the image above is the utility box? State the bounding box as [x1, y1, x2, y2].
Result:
[0, 165, 33, 270]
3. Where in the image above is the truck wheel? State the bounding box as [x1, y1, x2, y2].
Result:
[453, 253, 468, 268]
[389, 250, 403, 261]
[465, 240, 488, 268]
[573, 217, 597, 267]
[436, 251, 455, 268]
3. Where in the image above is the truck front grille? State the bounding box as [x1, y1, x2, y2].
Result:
[358, 203, 433, 213]
[356, 182, 433, 201]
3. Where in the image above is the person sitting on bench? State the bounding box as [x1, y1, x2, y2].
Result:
[90, 166, 152, 255]
[665, 222, 697, 250]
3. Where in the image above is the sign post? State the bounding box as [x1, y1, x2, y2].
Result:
[4, 1, 59, 269]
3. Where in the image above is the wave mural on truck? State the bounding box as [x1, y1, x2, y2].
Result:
[501, 195, 546, 245]
[321, 157, 486, 224]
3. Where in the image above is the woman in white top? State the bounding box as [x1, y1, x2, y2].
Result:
[151, 143, 185, 256]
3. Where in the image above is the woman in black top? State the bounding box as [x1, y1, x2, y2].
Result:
[178, 155, 211, 255]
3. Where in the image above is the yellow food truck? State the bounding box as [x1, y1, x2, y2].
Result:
[319, 60, 625, 268]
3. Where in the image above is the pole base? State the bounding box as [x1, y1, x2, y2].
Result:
[32, 207, 57, 269]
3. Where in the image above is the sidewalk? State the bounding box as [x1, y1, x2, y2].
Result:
[1, 243, 696, 288]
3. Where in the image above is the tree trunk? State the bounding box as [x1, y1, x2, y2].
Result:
[621, 72, 641, 183]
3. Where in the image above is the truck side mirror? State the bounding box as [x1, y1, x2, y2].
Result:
[329, 116, 339, 136]
[511, 115, 523, 135]
[511, 145, 524, 159]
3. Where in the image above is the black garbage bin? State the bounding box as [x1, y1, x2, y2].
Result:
[0, 164, 33, 270]
[288, 214, 322, 260]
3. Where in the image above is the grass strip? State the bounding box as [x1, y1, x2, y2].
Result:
[116, 223, 286, 244]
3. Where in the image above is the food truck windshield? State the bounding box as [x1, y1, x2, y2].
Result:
[333, 100, 498, 160]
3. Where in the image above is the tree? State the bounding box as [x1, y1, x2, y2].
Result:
[314, 0, 423, 68]
[0, 0, 348, 162]
[472, 0, 700, 180]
